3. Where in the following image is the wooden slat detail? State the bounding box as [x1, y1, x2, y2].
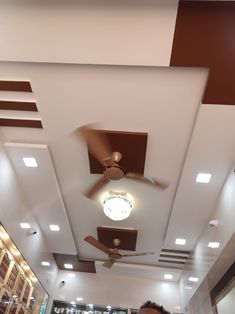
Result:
[158, 259, 185, 265]
[0, 118, 42, 128]
[160, 254, 187, 260]
[161, 248, 190, 255]
[0, 101, 38, 112]
[0, 81, 32, 92]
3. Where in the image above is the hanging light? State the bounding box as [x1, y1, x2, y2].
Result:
[102, 192, 133, 221]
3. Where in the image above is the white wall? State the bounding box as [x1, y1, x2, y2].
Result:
[0, 140, 58, 295]
[0, 0, 178, 66]
[180, 168, 235, 312]
[51, 270, 181, 313]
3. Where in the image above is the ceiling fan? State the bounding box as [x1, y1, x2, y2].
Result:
[84, 235, 154, 268]
[76, 124, 168, 198]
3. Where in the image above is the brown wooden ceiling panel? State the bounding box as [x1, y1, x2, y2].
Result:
[97, 226, 137, 251]
[0, 101, 38, 111]
[0, 118, 42, 128]
[88, 130, 147, 175]
[0, 81, 32, 92]
[170, 1, 235, 105]
[53, 253, 96, 273]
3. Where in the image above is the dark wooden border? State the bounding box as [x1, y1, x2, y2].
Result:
[0, 118, 42, 128]
[88, 130, 148, 175]
[0, 101, 38, 112]
[0, 81, 32, 92]
[161, 248, 190, 255]
[170, 1, 235, 105]
[210, 261, 235, 305]
[97, 226, 138, 251]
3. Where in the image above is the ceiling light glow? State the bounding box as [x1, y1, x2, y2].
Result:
[164, 274, 173, 280]
[69, 273, 76, 278]
[175, 238, 186, 245]
[174, 306, 181, 310]
[107, 306, 112, 310]
[102, 192, 133, 221]
[189, 277, 199, 282]
[196, 173, 211, 183]
[208, 242, 220, 249]
[49, 225, 60, 231]
[23, 157, 38, 168]
[71, 302, 75, 305]
[64, 264, 73, 269]
[161, 283, 169, 287]
[41, 261, 50, 267]
[20, 223, 31, 229]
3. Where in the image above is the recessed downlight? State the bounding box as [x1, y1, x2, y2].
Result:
[64, 264, 73, 269]
[164, 274, 173, 280]
[175, 238, 186, 245]
[208, 242, 220, 248]
[49, 225, 60, 232]
[77, 297, 83, 302]
[20, 223, 31, 229]
[189, 277, 199, 282]
[41, 261, 50, 267]
[196, 173, 211, 183]
[23, 157, 38, 168]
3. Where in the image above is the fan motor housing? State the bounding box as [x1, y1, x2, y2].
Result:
[104, 166, 125, 180]
[109, 252, 122, 259]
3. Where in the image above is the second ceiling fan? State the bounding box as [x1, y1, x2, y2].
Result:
[84, 235, 154, 268]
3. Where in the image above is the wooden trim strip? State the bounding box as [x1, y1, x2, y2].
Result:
[160, 254, 187, 260]
[0, 118, 42, 128]
[210, 261, 235, 305]
[161, 248, 190, 255]
[0, 81, 32, 92]
[0, 101, 38, 112]
[159, 259, 185, 265]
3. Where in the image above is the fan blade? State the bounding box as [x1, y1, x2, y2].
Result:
[78, 124, 113, 167]
[84, 176, 109, 199]
[125, 173, 168, 189]
[84, 236, 111, 254]
[121, 252, 155, 257]
[103, 259, 115, 268]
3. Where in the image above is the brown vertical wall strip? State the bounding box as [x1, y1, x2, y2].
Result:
[0, 118, 42, 128]
[0, 101, 38, 111]
[170, 1, 235, 105]
[0, 81, 32, 92]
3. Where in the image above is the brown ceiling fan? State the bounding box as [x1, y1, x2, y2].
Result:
[76, 124, 168, 199]
[84, 235, 154, 268]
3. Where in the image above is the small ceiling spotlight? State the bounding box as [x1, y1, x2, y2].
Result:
[23, 157, 38, 168]
[208, 242, 220, 249]
[64, 264, 73, 269]
[189, 277, 199, 282]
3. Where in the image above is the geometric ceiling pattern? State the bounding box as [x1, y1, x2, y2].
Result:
[1, 0, 235, 311]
